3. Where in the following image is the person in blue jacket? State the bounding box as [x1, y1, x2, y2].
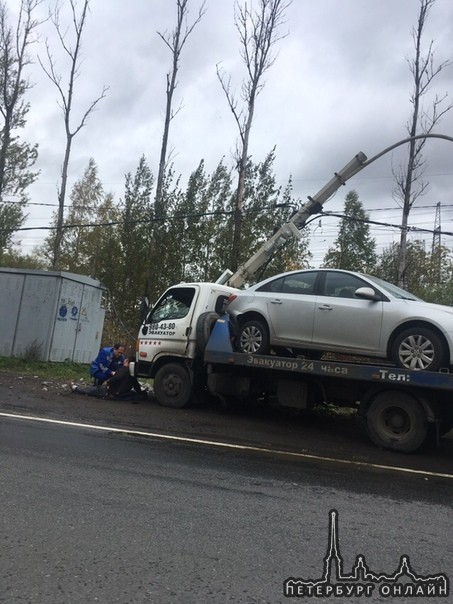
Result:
[73, 357, 146, 402]
[89, 343, 125, 384]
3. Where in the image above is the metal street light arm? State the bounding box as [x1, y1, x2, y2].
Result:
[223, 134, 453, 289]
[226, 152, 367, 288]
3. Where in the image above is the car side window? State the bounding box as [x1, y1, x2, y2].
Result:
[324, 273, 367, 298]
[256, 276, 286, 293]
[256, 272, 317, 295]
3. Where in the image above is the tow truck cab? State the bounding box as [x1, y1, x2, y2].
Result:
[136, 282, 237, 378]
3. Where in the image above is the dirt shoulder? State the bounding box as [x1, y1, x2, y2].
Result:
[1, 370, 452, 477]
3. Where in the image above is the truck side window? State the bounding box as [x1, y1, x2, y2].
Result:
[147, 287, 195, 323]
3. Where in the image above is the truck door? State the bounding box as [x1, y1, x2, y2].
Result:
[140, 285, 200, 358]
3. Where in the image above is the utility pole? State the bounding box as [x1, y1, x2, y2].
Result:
[431, 201, 442, 283]
[432, 201, 441, 253]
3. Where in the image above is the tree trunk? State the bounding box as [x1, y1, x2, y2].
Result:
[52, 137, 72, 269]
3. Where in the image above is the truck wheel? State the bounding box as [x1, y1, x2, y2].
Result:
[195, 312, 219, 356]
[366, 390, 427, 452]
[391, 327, 446, 371]
[154, 363, 192, 408]
[238, 319, 269, 355]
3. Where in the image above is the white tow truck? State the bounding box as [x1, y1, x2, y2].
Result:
[136, 151, 453, 452]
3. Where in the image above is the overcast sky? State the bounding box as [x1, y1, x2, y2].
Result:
[12, 0, 453, 268]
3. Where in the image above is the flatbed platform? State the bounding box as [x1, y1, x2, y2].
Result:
[205, 316, 453, 394]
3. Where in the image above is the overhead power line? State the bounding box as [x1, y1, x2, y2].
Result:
[4, 207, 453, 239]
[317, 212, 453, 238]
[3, 197, 453, 213]
[1, 210, 235, 233]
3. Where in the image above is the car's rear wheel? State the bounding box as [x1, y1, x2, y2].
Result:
[391, 327, 447, 371]
[238, 319, 269, 355]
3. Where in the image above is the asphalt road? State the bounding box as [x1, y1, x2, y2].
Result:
[1, 369, 453, 476]
[1, 414, 452, 604]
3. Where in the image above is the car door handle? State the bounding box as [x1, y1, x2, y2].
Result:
[270, 299, 283, 304]
[318, 304, 333, 311]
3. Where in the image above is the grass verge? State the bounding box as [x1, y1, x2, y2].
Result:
[0, 356, 90, 381]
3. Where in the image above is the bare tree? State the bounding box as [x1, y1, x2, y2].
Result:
[394, 0, 452, 287]
[217, 0, 290, 271]
[0, 0, 42, 254]
[39, 0, 107, 269]
[155, 0, 205, 214]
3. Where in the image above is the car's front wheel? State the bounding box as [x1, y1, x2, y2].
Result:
[238, 319, 269, 355]
[391, 327, 447, 371]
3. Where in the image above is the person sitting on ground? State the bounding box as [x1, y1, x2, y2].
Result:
[89, 343, 125, 384]
[107, 357, 145, 400]
[72, 357, 146, 402]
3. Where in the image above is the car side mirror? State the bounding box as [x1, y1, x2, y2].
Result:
[354, 286, 381, 301]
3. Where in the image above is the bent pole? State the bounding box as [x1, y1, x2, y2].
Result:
[224, 133, 453, 289]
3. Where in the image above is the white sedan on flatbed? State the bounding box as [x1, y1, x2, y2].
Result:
[226, 268, 453, 372]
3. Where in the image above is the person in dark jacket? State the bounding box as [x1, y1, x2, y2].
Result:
[72, 357, 146, 402]
[89, 343, 125, 384]
[107, 357, 144, 399]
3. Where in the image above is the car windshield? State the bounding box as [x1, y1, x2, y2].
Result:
[364, 275, 421, 301]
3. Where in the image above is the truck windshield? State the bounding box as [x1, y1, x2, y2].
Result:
[146, 287, 196, 323]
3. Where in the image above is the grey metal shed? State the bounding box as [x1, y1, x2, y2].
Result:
[0, 268, 106, 363]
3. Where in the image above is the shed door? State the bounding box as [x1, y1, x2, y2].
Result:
[50, 280, 104, 363]
[73, 285, 105, 363]
[50, 279, 85, 361]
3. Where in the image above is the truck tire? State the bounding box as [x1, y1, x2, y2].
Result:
[238, 319, 270, 355]
[365, 390, 427, 453]
[195, 312, 220, 356]
[154, 363, 192, 408]
[391, 327, 446, 371]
